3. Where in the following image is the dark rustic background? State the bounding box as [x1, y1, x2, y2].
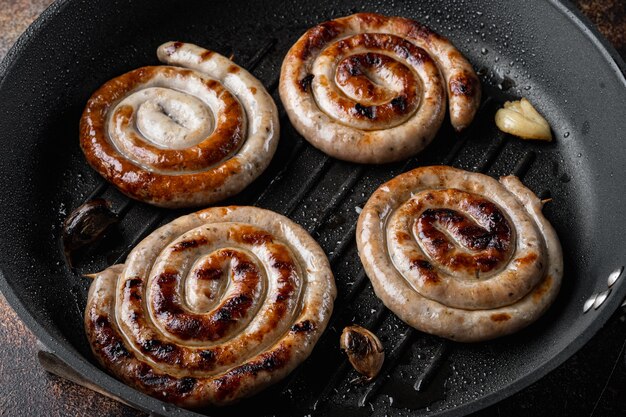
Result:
[1, 1, 625, 416]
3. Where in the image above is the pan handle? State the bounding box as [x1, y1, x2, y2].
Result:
[37, 346, 165, 417]
[37, 348, 133, 407]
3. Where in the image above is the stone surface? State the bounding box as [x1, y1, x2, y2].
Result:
[0, 1, 625, 416]
[578, 0, 626, 56]
[0, 291, 143, 416]
[0, 0, 52, 58]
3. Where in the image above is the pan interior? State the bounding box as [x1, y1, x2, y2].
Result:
[1, 0, 626, 416]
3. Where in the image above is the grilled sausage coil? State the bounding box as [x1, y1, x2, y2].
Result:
[85, 206, 336, 406]
[280, 13, 481, 164]
[356, 166, 562, 342]
[80, 42, 279, 208]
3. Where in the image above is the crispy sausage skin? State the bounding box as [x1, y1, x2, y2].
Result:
[85, 206, 336, 406]
[279, 13, 481, 164]
[356, 166, 562, 342]
[80, 42, 279, 208]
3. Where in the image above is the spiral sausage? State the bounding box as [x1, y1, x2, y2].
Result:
[80, 42, 279, 208]
[356, 166, 562, 342]
[279, 13, 480, 164]
[84, 206, 336, 406]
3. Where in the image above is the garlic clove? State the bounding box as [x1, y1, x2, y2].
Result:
[495, 98, 552, 141]
[62, 199, 119, 267]
[340, 325, 385, 381]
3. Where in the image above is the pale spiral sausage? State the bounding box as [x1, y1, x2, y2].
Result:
[84, 206, 336, 406]
[279, 13, 481, 164]
[356, 166, 562, 342]
[80, 42, 279, 208]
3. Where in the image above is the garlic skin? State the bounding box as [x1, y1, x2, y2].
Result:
[340, 325, 385, 381]
[495, 98, 552, 141]
[62, 199, 118, 267]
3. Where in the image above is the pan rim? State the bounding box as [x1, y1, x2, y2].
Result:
[1, 0, 625, 416]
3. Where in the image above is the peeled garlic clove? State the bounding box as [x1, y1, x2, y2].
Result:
[340, 325, 384, 381]
[495, 98, 552, 141]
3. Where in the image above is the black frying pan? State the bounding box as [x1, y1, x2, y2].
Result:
[1, 0, 626, 416]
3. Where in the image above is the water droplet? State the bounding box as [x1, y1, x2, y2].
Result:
[480, 48, 488, 55]
[498, 77, 516, 91]
[563, 132, 570, 138]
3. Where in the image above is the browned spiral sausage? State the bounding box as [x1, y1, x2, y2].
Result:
[81, 42, 279, 208]
[356, 166, 563, 342]
[280, 13, 481, 164]
[84, 206, 336, 406]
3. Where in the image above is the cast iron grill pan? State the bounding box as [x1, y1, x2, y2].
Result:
[1, 0, 626, 416]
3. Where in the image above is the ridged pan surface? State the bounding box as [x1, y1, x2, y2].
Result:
[1, 0, 626, 416]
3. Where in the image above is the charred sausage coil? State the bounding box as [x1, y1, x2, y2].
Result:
[356, 166, 562, 342]
[81, 42, 279, 208]
[85, 206, 336, 406]
[280, 13, 481, 164]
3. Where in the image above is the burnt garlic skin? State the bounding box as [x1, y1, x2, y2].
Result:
[340, 325, 385, 381]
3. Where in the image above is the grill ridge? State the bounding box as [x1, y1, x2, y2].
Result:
[359, 328, 416, 407]
[283, 157, 335, 216]
[309, 166, 366, 235]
